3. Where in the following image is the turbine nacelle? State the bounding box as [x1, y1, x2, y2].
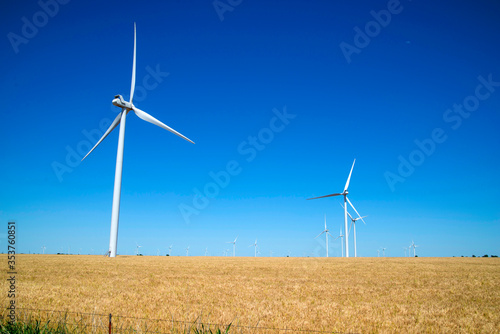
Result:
[112, 94, 133, 109]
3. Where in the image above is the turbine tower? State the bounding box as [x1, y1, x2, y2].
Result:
[168, 245, 173, 256]
[341, 202, 367, 258]
[226, 236, 238, 257]
[382, 247, 386, 257]
[186, 246, 190, 256]
[315, 215, 333, 257]
[135, 243, 142, 256]
[81, 23, 194, 258]
[307, 159, 363, 258]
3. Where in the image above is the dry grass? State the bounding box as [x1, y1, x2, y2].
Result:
[2, 255, 499, 333]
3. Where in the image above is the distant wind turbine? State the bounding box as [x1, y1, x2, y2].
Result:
[335, 226, 344, 258]
[186, 246, 190, 256]
[377, 249, 380, 257]
[135, 243, 142, 256]
[249, 239, 258, 257]
[226, 236, 238, 257]
[403, 247, 407, 257]
[168, 245, 173, 256]
[411, 241, 419, 257]
[307, 159, 363, 258]
[205, 247, 208, 256]
[382, 247, 387, 257]
[315, 215, 333, 257]
[41, 246, 46, 255]
[340, 202, 367, 258]
[81, 23, 195, 258]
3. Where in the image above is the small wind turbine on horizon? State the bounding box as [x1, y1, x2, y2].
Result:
[315, 215, 333, 257]
[335, 226, 344, 257]
[307, 159, 364, 258]
[249, 239, 258, 257]
[81, 23, 194, 258]
[186, 246, 190, 256]
[135, 243, 142, 256]
[41, 246, 46, 255]
[410, 241, 419, 257]
[205, 247, 208, 256]
[226, 236, 238, 257]
[382, 247, 387, 257]
[340, 202, 367, 258]
[168, 245, 173, 256]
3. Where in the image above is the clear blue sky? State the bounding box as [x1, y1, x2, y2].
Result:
[1, 0, 499, 257]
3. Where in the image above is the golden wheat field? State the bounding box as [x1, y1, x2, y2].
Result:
[2, 255, 500, 333]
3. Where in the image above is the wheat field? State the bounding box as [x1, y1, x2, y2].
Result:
[2, 255, 499, 333]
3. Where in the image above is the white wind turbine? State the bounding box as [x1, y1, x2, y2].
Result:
[41, 246, 46, 254]
[335, 226, 344, 258]
[403, 247, 407, 257]
[381, 247, 386, 257]
[186, 246, 190, 256]
[377, 249, 380, 257]
[205, 247, 208, 256]
[81, 23, 194, 258]
[315, 215, 333, 257]
[411, 240, 419, 257]
[135, 243, 142, 256]
[307, 159, 363, 258]
[226, 236, 238, 257]
[168, 245, 173, 256]
[340, 202, 367, 258]
[249, 239, 258, 257]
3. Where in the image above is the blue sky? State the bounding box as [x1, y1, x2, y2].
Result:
[1, 0, 499, 257]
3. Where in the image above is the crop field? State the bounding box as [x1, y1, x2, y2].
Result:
[1, 255, 499, 333]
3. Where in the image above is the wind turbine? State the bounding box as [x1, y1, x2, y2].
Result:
[315, 215, 333, 257]
[249, 239, 258, 257]
[205, 247, 208, 256]
[335, 226, 344, 257]
[307, 159, 362, 258]
[340, 202, 367, 258]
[377, 249, 380, 257]
[135, 243, 142, 256]
[403, 247, 407, 257]
[41, 246, 46, 255]
[226, 236, 238, 257]
[381, 247, 386, 257]
[186, 246, 190, 256]
[81, 23, 194, 258]
[411, 241, 419, 257]
[168, 245, 173, 256]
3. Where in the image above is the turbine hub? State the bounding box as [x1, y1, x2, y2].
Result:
[112, 95, 133, 109]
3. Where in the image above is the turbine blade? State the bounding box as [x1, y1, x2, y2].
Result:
[346, 197, 366, 224]
[81, 111, 123, 161]
[307, 193, 342, 200]
[356, 215, 368, 224]
[344, 159, 356, 192]
[133, 106, 195, 144]
[130, 23, 137, 103]
[314, 230, 325, 239]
